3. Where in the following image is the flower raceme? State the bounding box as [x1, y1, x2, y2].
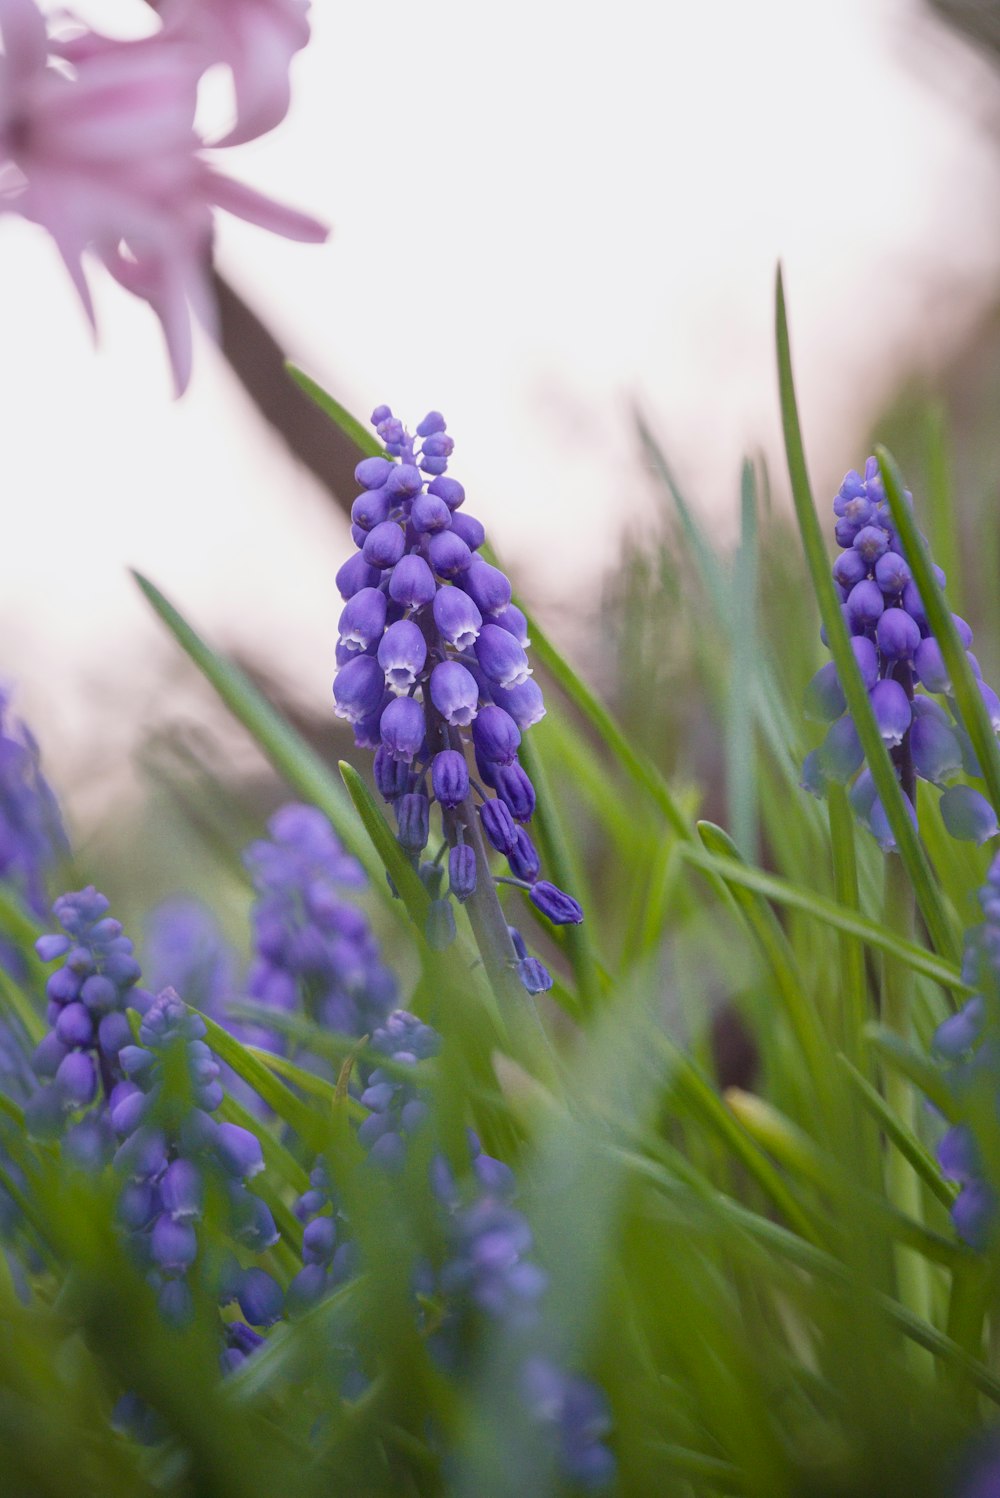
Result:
[0, 0, 325, 393]
[801, 457, 1000, 852]
[333, 407, 584, 992]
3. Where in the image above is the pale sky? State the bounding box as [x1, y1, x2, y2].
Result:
[3, 0, 1000, 833]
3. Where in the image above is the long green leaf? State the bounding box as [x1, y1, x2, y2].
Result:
[197, 1010, 324, 1149]
[878, 444, 1000, 822]
[284, 364, 383, 458]
[775, 269, 958, 964]
[338, 761, 431, 929]
[836, 1053, 955, 1210]
[132, 573, 387, 900]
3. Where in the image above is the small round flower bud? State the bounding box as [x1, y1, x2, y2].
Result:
[835, 518, 860, 548]
[517, 957, 553, 994]
[869, 679, 912, 747]
[980, 682, 1000, 732]
[529, 881, 584, 926]
[480, 799, 519, 855]
[336, 552, 381, 600]
[362, 520, 406, 570]
[473, 704, 522, 764]
[493, 762, 536, 823]
[355, 456, 394, 490]
[853, 525, 889, 564]
[803, 662, 845, 723]
[475, 624, 532, 690]
[55, 1049, 97, 1108]
[430, 661, 480, 727]
[151, 1214, 198, 1272]
[215, 1122, 264, 1180]
[934, 999, 984, 1059]
[845, 579, 884, 631]
[876, 607, 921, 661]
[377, 619, 427, 689]
[55, 1002, 94, 1048]
[849, 768, 877, 827]
[351, 488, 391, 532]
[449, 844, 477, 902]
[833, 549, 868, 589]
[388, 553, 436, 608]
[869, 792, 916, 852]
[819, 716, 863, 784]
[449, 512, 486, 551]
[426, 898, 457, 950]
[417, 411, 447, 437]
[431, 749, 470, 808]
[428, 475, 465, 510]
[458, 559, 512, 617]
[385, 463, 423, 499]
[379, 697, 425, 764]
[491, 678, 546, 728]
[508, 828, 541, 883]
[874, 551, 911, 596]
[161, 1158, 204, 1220]
[410, 493, 452, 533]
[350, 523, 367, 548]
[427, 529, 473, 578]
[911, 714, 962, 785]
[851, 635, 879, 690]
[433, 586, 483, 649]
[914, 637, 950, 694]
[396, 793, 430, 852]
[952, 614, 974, 648]
[834, 470, 866, 513]
[334, 655, 385, 724]
[799, 750, 826, 799]
[338, 588, 387, 653]
[940, 785, 1000, 845]
[237, 1268, 284, 1327]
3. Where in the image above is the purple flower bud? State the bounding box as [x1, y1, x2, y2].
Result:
[472, 704, 522, 765]
[979, 681, 1000, 732]
[517, 957, 553, 994]
[362, 521, 406, 571]
[338, 588, 387, 653]
[215, 1122, 264, 1180]
[934, 1001, 984, 1061]
[353, 693, 391, 751]
[356, 456, 394, 490]
[430, 661, 480, 727]
[458, 559, 512, 618]
[480, 799, 519, 855]
[426, 898, 457, 950]
[491, 678, 546, 729]
[940, 785, 999, 845]
[55, 1050, 96, 1108]
[303, 1215, 336, 1263]
[151, 1213, 198, 1272]
[433, 586, 483, 649]
[869, 679, 912, 746]
[475, 624, 532, 690]
[492, 762, 536, 822]
[832, 549, 868, 589]
[819, 716, 863, 784]
[449, 512, 486, 551]
[900, 580, 928, 629]
[98, 1011, 131, 1056]
[876, 607, 921, 662]
[844, 579, 885, 631]
[849, 768, 877, 827]
[377, 619, 427, 689]
[428, 475, 465, 510]
[834, 470, 866, 513]
[529, 881, 584, 926]
[799, 749, 826, 799]
[507, 828, 541, 883]
[853, 525, 889, 564]
[911, 714, 962, 785]
[237, 1268, 284, 1327]
[410, 493, 452, 533]
[952, 1180, 995, 1250]
[350, 523, 367, 548]
[351, 488, 391, 532]
[388, 553, 436, 608]
[55, 1002, 93, 1048]
[35, 933, 71, 962]
[869, 791, 916, 852]
[396, 793, 430, 852]
[493, 603, 530, 647]
[161, 1158, 204, 1220]
[334, 655, 385, 724]
[379, 696, 425, 764]
[851, 635, 879, 690]
[427, 529, 473, 578]
[803, 662, 845, 723]
[80, 974, 117, 1013]
[914, 637, 950, 693]
[873, 551, 910, 596]
[336, 552, 381, 599]
[835, 517, 859, 548]
[952, 614, 974, 648]
[417, 411, 447, 437]
[431, 749, 470, 808]
[385, 463, 423, 499]
[449, 844, 477, 902]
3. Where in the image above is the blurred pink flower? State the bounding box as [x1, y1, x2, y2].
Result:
[0, 0, 326, 393]
[157, 0, 312, 147]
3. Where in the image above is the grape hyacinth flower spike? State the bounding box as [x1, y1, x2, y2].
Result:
[800, 456, 1000, 852]
[333, 407, 582, 995]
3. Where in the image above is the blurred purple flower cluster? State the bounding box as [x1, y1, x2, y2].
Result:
[0, 0, 325, 391]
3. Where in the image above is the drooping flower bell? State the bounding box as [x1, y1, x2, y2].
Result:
[333, 407, 583, 991]
[801, 456, 1000, 853]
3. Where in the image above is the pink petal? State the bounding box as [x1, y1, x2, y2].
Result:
[204, 167, 327, 243]
[0, 0, 48, 79]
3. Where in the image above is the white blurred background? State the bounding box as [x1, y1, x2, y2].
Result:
[3, 0, 1000, 842]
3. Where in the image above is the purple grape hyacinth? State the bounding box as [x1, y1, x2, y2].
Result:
[801, 456, 1000, 852]
[244, 804, 397, 1050]
[333, 407, 583, 990]
[932, 852, 1000, 1249]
